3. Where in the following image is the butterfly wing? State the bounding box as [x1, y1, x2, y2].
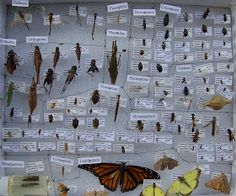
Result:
[83, 191, 109, 196]
[78, 163, 120, 191]
[140, 184, 165, 196]
[166, 179, 182, 195]
[121, 165, 160, 192]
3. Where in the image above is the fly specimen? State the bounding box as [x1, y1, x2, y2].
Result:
[203, 116, 219, 136]
[48, 12, 53, 35]
[87, 59, 99, 77]
[75, 43, 81, 66]
[107, 40, 121, 84]
[53, 47, 60, 70]
[34, 46, 42, 85]
[91, 13, 97, 40]
[75, 5, 82, 27]
[43, 68, 54, 95]
[5, 49, 19, 74]
[61, 65, 78, 93]
[227, 129, 235, 143]
[18, 10, 30, 31]
[114, 94, 120, 122]
[28, 78, 37, 127]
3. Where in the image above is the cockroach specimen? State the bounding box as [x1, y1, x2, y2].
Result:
[107, 40, 121, 84]
[156, 63, 163, 72]
[138, 62, 143, 71]
[10, 107, 14, 120]
[6, 82, 15, 107]
[87, 59, 99, 77]
[75, 43, 81, 66]
[164, 30, 169, 40]
[28, 78, 37, 127]
[53, 47, 60, 70]
[121, 146, 125, 154]
[223, 13, 227, 22]
[114, 94, 120, 122]
[93, 117, 99, 129]
[61, 65, 78, 93]
[48, 114, 53, 123]
[162, 42, 166, 50]
[227, 129, 235, 143]
[202, 24, 208, 33]
[222, 27, 227, 36]
[5, 49, 19, 74]
[170, 113, 176, 123]
[202, 8, 210, 19]
[163, 13, 169, 26]
[18, 10, 30, 31]
[136, 120, 144, 132]
[34, 46, 42, 85]
[142, 18, 146, 30]
[91, 13, 97, 40]
[183, 12, 189, 22]
[48, 12, 53, 35]
[203, 116, 219, 136]
[183, 28, 188, 37]
[192, 129, 200, 143]
[43, 68, 54, 95]
[156, 122, 161, 132]
[75, 5, 82, 27]
[72, 117, 79, 129]
[91, 90, 100, 105]
[191, 114, 197, 132]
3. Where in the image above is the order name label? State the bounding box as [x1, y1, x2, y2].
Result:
[78, 157, 101, 165]
[107, 2, 128, 12]
[26, 36, 48, 43]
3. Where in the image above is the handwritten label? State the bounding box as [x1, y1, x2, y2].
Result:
[160, 4, 181, 14]
[106, 29, 127, 37]
[26, 36, 48, 43]
[216, 85, 233, 100]
[107, 2, 128, 12]
[130, 113, 158, 121]
[26, 161, 44, 173]
[133, 9, 156, 16]
[127, 75, 150, 84]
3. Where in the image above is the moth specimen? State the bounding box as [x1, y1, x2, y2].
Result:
[153, 155, 179, 170]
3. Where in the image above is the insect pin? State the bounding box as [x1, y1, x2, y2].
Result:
[43, 68, 54, 95]
[87, 59, 99, 77]
[136, 120, 144, 132]
[61, 65, 78, 93]
[163, 13, 169, 26]
[202, 8, 210, 19]
[192, 129, 200, 143]
[5, 49, 19, 74]
[227, 129, 235, 143]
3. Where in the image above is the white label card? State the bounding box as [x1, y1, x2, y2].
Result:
[160, 3, 181, 14]
[38, 142, 56, 151]
[78, 157, 101, 165]
[127, 75, 150, 84]
[106, 29, 127, 37]
[107, 2, 128, 12]
[193, 63, 214, 76]
[0, 38, 16, 46]
[77, 142, 94, 152]
[0, 160, 24, 168]
[12, 0, 29, 7]
[44, 15, 61, 25]
[26, 161, 44, 173]
[26, 36, 48, 43]
[69, 6, 87, 17]
[50, 156, 74, 166]
[216, 85, 233, 100]
[133, 9, 156, 16]
[98, 83, 120, 93]
[117, 132, 136, 142]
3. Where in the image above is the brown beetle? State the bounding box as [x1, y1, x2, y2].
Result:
[91, 90, 100, 105]
[72, 117, 79, 129]
[93, 117, 99, 129]
[136, 120, 144, 132]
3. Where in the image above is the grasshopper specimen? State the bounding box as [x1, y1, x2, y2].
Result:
[107, 40, 121, 84]
[61, 65, 78, 93]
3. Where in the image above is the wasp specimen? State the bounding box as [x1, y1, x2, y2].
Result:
[107, 40, 121, 84]
[18, 10, 30, 31]
[93, 117, 99, 129]
[61, 65, 78, 93]
[202, 8, 210, 19]
[192, 129, 200, 143]
[114, 94, 120, 122]
[91, 13, 97, 40]
[203, 116, 219, 136]
[163, 13, 169, 26]
[43, 68, 54, 95]
[227, 129, 235, 143]
[136, 120, 144, 132]
[5, 49, 19, 74]
[87, 59, 99, 77]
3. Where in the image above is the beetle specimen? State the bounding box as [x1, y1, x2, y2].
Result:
[91, 90, 100, 105]
[91, 13, 97, 40]
[163, 13, 169, 26]
[183, 28, 188, 37]
[75, 43, 81, 66]
[114, 94, 120, 122]
[136, 120, 144, 132]
[6, 82, 15, 107]
[142, 39, 146, 46]
[5, 49, 19, 74]
[183, 86, 189, 96]
[10, 107, 14, 120]
[192, 129, 200, 143]
[142, 18, 146, 30]
[139, 50, 144, 56]
[202, 8, 210, 19]
[202, 24, 208, 33]
[43, 68, 54, 95]
[18, 10, 30, 31]
[48, 12, 53, 35]
[156, 63, 163, 72]
[162, 42, 166, 50]
[170, 113, 176, 123]
[34, 46, 42, 85]
[107, 40, 121, 84]
[164, 30, 169, 40]
[191, 114, 197, 132]
[203, 116, 219, 136]
[227, 129, 235, 143]
[156, 122, 161, 132]
[48, 114, 53, 123]
[138, 62, 143, 71]
[28, 78, 37, 127]
[53, 47, 60, 70]
[222, 27, 227, 36]
[93, 117, 99, 129]
[223, 13, 227, 22]
[72, 117, 79, 129]
[121, 146, 125, 154]
[61, 65, 78, 93]
[87, 59, 99, 77]
[183, 12, 189, 22]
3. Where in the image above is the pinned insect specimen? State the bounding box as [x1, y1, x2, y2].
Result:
[72, 117, 79, 129]
[62, 166, 65, 178]
[202, 8, 210, 19]
[57, 183, 70, 196]
[75, 43, 81, 66]
[164, 30, 169, 40]
[222, 27, 227, 36]
[136, 120, 144, 132]
[170, 113, 176, 123]
[227, 129, 235, 143]
[53, 47, 60, 70]
[183, 28, 188, 37]
[74, 98, 78, 105]
[142, 39, 146, 46]
[28, 78, 37, 127]
[56, 133, 59, 139]
[202, 24, 207, 33]
[156, 63, 163, 72]
[6, 82, 15, 107]
[84, 190, 109, 196]
[93, 117, 99, 129]
[87, 59, 99, 77]
[107, 40, 121, 84]
[177, 124, 181, 134]
[5, 49, 19, 74]
[183, 86, 189, 96]
[64, 143, 68, 153]
[201, 42, 205, 49]
[163, 13, 169, 26]
[91, 13, 97, 40]
[139, 50, 144, 56]
[203, 116, 219, 136]
[43, 68, 54, 95]
[61, 65, 78, 93]
[34, 46, 42, 85]
[192, 129, 200, 143]
[153, 155, 179, 170]
[223, 13, 227, 22]
[48, 12, 53, 35]
[138, 62, 143, 71]
[10, 107, 14, 120]
[156, 122, 161, 132]
[114, 94, 120, 122]
[205, 173, 230, 194]
[182, 77, 186, 84]
[203, 95, 231, 110]
[162, 42, 166, 50]
[48, 114, 53, 123]
[121, 146, 125, 154]
[183, 12, 189, 22]
[204, 52, 208, 60]
[75, 5, 82, 27]
[142, 18, 146, 30]
[91, 90, 100, 105]
[191, 114, 197, 132]
[18, 10, 30, 31]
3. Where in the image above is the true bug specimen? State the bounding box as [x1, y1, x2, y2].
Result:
[192, 129, 200, 143]
[72, 117, 79, 129]
[5, 49, 19, 74]
[107, 40, 121, 84]
[121, 146, 125, 154]
[170, 113, 176, 123]
[91, 13, 97, 40]
[156, 122, 161, 132]
[91, 90, 100, 105]
[43, 68, 54, 95]
[162, 42, 166, 50]
[87, 59, 99, 77]
[223, 13, 227, 22]
[138, 62, 143, 71]
[142, 18, 146, 30]
[114, 94, 120, 122]
[183, 28, 188, 37]
[48, 114, 53, 123]
[61, 65, 78, 93]
[10, 107, 14, 120]
[183, 12, 189, 22]
[163, 13, 169, 26]
[93, 117, 99, 129]
[227, 129, 235, 143]
[222, 27, 227, 36]
[164, 30, 169, 40]
[156, 63, 163, 72]
[136, 120, 144, 132]
[191, 114, 197, 132]
[183, 86, 189, 96]
[202, 24, 208, 33]
[203, 116, 219, 136]
[202, 8, 210, 19]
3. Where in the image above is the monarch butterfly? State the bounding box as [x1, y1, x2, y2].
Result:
[78, 162, 160, 192]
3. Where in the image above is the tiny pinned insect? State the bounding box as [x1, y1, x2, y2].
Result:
[138, 62, 143, 71]
[223, 13, 227, 22]
[183, 12, 189, 22]
[170, 113, 176, 123]
[114, 94, 120, 122]
[18, 10, 30, 31]
[64, 143, 68, 153]
[192, 129, 200, 143]
[91, 90, 100, 105]
[202, 24, 208, 33]
[177, 124, 181, 134]
[204, 52, 208, 60]
[156, 122, 161, 132]
[121, 146, 125, 154]
[156, 63, 163, 72]
[91, 13, 97, 40]
[43, 68, 54, 95]
[191, 114, 197, 132]
[164, 30, 169, 40]
[142, 39, 146, 46]
[72, 117, 79, 129]
[53, 47, 60, 70]
[162, 42, 166, 50]
[203, 116, 219, 136]
[227, 129, 235, 143]
[136, 120, 144, 132]
[163, 13, 169, 26]
[93, 117, 99, 129]
[183, 86, 189, 96]
[142, 18, 146, 30]
[48, 12, 54, 35]
[61, 65, 78, 93]
[74, 98, 77, 105]
[183, 28, 188, 37]
[202, 8, 210, 19]
[10, 107, 14, 120]
[139, 50, 144, 56]
[48, 114, 53, 123]
[87, 59, 99, 77]
[75, 43, 81, 66]
[222, 27, 227, 36]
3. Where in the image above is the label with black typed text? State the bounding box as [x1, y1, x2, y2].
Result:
[12, 0, 29, 7]
[0, 38, 16, 46]
[107, 2, 128, 12]
[106, 29, 127, 37]
[78, 156, 101, 165]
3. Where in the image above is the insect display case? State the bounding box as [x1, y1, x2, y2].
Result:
[0, 0, 235, 195]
